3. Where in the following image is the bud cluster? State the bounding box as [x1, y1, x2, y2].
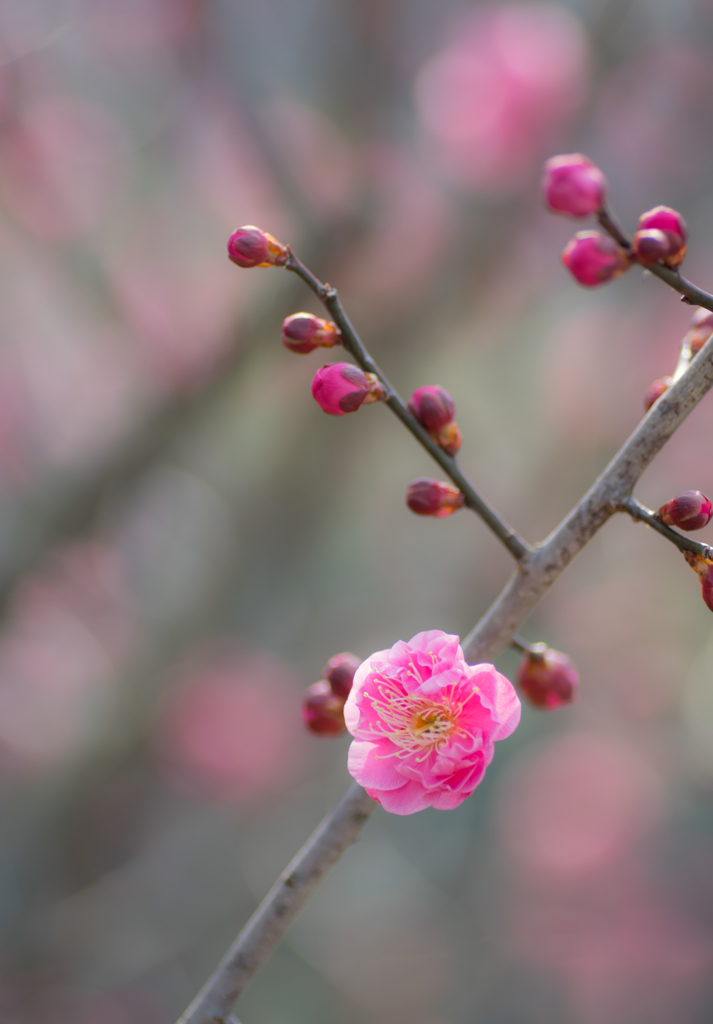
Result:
[301, 652, 361, 736]
[543, 154, 688, 289]
[631, 207, 687, 269]
[516, 644, 579, 710]
[407, 386, 462, 456]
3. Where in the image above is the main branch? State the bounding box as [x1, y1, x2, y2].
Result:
[177, 783, 376, 1024]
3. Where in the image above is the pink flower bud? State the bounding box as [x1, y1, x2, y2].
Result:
[301, 680, 346, 736]
[643, 376, 673, 412]
[227, 225, 289, 268]
[311, 363, 385, 416]
[658, 490, 713, 531]
[406, 478, 465, 518]
[561, 231, 631, 287]
[542, 154, 607, 218]
[281, 313, 341, 354]
[635, 206, 687, 268]
[407, 386, 455, 432]
[323, 652, 361, 700]
[517, 645, 578, 710]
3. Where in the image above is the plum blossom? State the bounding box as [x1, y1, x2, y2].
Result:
[345, 630, 520, 814]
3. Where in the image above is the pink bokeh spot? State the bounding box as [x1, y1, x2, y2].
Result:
[345, 630, 520, 814]
[415, 5, 590, 192]
[153, 648, 306, 803]
[0, 97, 126, 239]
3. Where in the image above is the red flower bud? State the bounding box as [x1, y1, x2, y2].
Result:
[685, 308, 713, 355]
[517, 645, 578, 710]
[635, 206, 687, 268]
[406, 478, 465, 518]
[631, 228, 675, 266]
[282, 313, 341, 354]
[643, 376, 673, 412]
[323, 652, 361, 700]
[691, 307, 713, 330]
[408, 386, 455, 433]
[301, 680, 346, 736]
[227, 225, 289, 268]
[407, 386, 461, 455]
[686, 554, 713, 613]
[542, 154, 607, 218]
[562, 231, 631, 287]
[658, 490, 713, 531]
[311, 363, 385, 416]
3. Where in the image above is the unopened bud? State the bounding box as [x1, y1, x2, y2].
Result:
[408, 386, 455, 433]
[686, 554, 713, 613]
[542, 154, 607, 218]
[406, 478, 465, 518]
[685, 308, 713, 355]
[562, 231, 631, 287]
[227, 225, 289, 268]
[658, 490, 713, 531]
[631, 228, 675, 266]
[643, 376, 673, 412]
[635, 206, 687, 268]
[311, 363, 385, 416]
[301, 680, 346, 736]
[517, 644, 578, 710]
[323, 652, 361, 700]
[282, 312, 341, 354]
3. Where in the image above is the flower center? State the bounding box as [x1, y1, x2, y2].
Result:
[366, 672, 465, 759]
[413, 707, 453, 740]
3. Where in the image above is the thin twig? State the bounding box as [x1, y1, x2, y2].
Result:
[596, 207, 713, 313]
[619, 496, 713, 559]
[509, 634, 533, 655]
[285, 251, 531, 562]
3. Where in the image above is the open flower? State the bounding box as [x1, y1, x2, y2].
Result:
[345, 630, 520, 814]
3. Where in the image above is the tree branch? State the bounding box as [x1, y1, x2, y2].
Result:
[176, 783, 376, 1024]
[286, 251, 531, 562]
[175, 303, 713, 1024]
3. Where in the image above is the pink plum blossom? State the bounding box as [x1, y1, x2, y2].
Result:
[345, 630, 520, 814]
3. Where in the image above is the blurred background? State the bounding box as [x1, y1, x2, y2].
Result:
[2, 0, 713, 1022]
